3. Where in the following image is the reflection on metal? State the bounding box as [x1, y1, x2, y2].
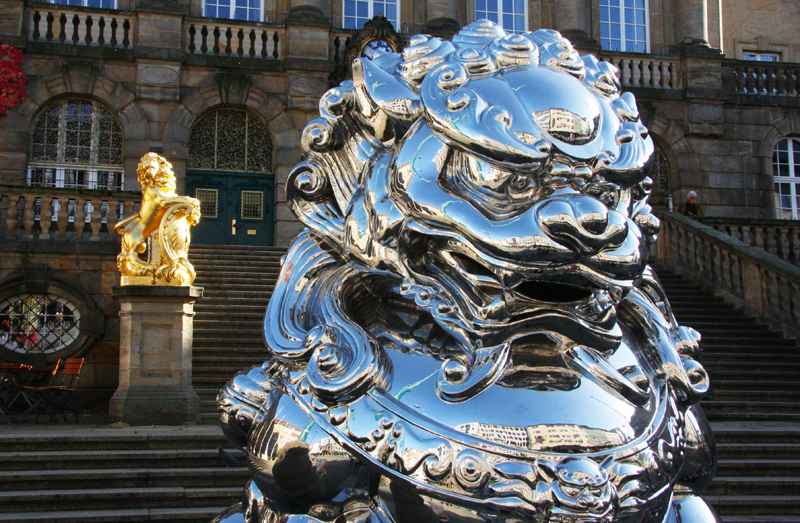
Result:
[215, 20, 717, 523]
[115, 153, 201, 286]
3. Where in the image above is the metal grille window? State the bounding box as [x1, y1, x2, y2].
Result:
[650, 147, 671, 193]
[29, 100, 124, 190]
[344, 0, 398, 30]
[773, 138, 800, 219]
[188, 109, 273, 173]
[0, 294, 81, 355]
[196, 188, 219, 219]
[475, 0, 527, 34]
[241, 190, 264, 220]
[600, 0, 649, 53]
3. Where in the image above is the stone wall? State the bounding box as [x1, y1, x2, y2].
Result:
[722, 0, 799, 61]
[0, 242, 121, 409]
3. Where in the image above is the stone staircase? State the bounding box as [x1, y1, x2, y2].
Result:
[652, 262, 800, 522]
[189, 244, 286, 423]
[0, 426, 249, 522]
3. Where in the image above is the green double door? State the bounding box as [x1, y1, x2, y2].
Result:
[186, 171, 274, 246]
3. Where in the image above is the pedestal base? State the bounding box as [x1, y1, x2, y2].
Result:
[110, 285, 203, 426]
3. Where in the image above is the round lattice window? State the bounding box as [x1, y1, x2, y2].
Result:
[0, 294, 81, 354]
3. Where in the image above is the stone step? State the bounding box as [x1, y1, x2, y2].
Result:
[0, 507, 231, 523]
[702, 400, 800, 414]
[715, 459, 800, 477]
[697, 337, 797, 347]
[706, 412, 800, 422]
[0, 468, 250, 492]
[712, 423, 800, 445]
[713, 390, 800, 402]
[0, 449, 246, 471]
[706, 477, 800, 497]
[703, 496, 800, 516]
[717, 444, 800, 460]
[0, 487, 242, 513]
[0, 433, 231, 453]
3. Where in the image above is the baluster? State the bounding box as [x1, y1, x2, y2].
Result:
[39, 196, 53, 240]
[661, 62, 671, 89]
[757, 66, 767, 95]
[248, 29, 256, 58]
[791, 282, 800, 328]
[71, 14, 81, 44]
[122, 200, 135, 223]
[106, 200, 119, 243]
[122, 19, 130, 48]
[213, 26, 221, 55]
[55, 199, 69, 239]
[744, 66, 756, 94]
[110, 18, 118, 47]
[46, 12, 55, 42]
[6, 195, 19, 239]
[272, 31, 279, 59]
[789, 225, 800, 265]
[651, 60, 661, 88]
[776, 67, 786, 96]
[85, 15, 93, 45]
[89, 199, 102, 241]
[201, 25, 209, 54]
[260, 30, 267, 58]
[188, 24, 197, 53]
[21, 195, 36, 240]
[333, 36, 341, 63]
[236, 28, 244, 57]
[791, 69, 799, 96]
[765, 66, 776, 95]
[642, 59, 652, 88]
[765, 226, 779, 257]
[72, 197, 86, 241]
[32, 10, 41, 41]
[225, 27, 233, 56]
[97, 16, 106, 46]
[58, 13, 67, 42]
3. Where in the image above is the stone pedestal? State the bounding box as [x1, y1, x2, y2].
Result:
[110, 285, 203, 425]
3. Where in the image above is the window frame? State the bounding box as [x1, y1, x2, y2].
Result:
[773, 138, 800, 220]
[49, 0, 118, 8]
[342, 0, 400, 31]
[599, 0, 650, 54]
[475, 0, 528, 34]
[743, 52, 780, 62]
[202, 0, 264, 22]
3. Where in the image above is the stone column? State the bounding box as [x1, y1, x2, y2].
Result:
[426, 0, 460, 38]
[675, 0, 709, 45]
[286, 0, 326, 22]
[110, 286, 203, 425]
[554, 0, 593, 45]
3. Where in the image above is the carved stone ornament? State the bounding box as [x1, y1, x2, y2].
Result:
[214, 21, 719, 523]
[115, 153, 201, 286]
[330, 14, 405, 86]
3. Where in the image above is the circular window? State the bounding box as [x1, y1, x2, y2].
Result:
[0, 294, 81, 354]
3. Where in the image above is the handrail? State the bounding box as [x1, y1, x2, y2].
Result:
[722, 59, 800, 96]
[698, 217, 800, 265]
[27, 4, 134, 49]
[596, 51, 680, 89]
[0, 186, 140, 243]
[184, 17, 284, 60]
[654, 212, 800, 341]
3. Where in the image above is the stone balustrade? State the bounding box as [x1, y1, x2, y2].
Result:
[597, 53, 680, 89]
[699, 217, 800, 266]
[185, 18, 283, 60]
[655, 212, 800, 340]
[0, 186, 140, 243]
[28, 4, 134, 49]
[330, 30, 353, 64]
[724, 60, 800, 96]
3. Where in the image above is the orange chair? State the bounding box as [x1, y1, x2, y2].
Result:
[21, 358, 84, 423]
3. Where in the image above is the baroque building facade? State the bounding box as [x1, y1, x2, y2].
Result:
[0, 0, 798, 408]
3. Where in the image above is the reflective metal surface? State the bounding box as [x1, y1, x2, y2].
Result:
[216, 20, 717, 523]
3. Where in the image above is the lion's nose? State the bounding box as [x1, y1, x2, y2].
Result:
[538, 196, 628, 254]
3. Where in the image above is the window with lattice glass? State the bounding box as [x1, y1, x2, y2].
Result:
[600, 0, 648, 53]
[649, 147, 670, 193]
[0, 294, 81, 355]
[196, 188, 219, 219]
[188, 109, 273, 173]
[241, 190, 264, 220]
[773, 138, 800, 219]
[29, 99, 124, 190]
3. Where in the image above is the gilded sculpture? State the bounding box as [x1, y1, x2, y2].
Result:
[214, 21, 718, 523]
[115, 153, 201, 286]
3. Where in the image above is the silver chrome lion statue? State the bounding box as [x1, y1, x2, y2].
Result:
[214, 21, 718, 523]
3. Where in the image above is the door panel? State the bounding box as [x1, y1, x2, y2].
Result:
[186, 172, 274, 246]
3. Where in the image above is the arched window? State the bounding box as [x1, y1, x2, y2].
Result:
[650, 146, 671, 194]
[188, 109, 272, 173]
[773, 138, 800, 219]
[28, 99, 124, 190]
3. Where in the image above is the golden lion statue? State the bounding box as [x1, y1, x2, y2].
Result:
[115, 153, 201, 286]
